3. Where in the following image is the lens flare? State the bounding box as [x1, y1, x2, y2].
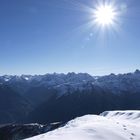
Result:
[93, 4, 117, 27]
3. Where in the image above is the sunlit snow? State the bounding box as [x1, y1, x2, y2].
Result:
[26, 111, 140, 140]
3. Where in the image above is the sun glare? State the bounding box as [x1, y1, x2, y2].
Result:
[94, 4, 116, 27]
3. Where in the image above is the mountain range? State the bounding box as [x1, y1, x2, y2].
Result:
[0, 70, 140, 125]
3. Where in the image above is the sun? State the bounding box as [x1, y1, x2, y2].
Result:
[94, 4, 116, 27]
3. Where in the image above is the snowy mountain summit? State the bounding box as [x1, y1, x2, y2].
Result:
[26, 111, 140, 140]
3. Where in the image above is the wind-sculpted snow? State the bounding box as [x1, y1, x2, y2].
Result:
[25, 111, 140, 140]
[101, 110, 140, 123]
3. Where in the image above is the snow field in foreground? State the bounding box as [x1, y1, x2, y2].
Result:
[26, 111, 140, 140]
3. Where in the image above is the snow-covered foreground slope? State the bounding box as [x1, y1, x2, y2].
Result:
[26, 111, 140, 140]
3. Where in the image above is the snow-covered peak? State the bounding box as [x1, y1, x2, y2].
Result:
[134, 69, 140, 74]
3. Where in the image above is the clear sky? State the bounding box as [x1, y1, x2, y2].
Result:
[0, 0, 140, 76]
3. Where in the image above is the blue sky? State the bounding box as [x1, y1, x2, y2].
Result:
[0, 0, 140, 75]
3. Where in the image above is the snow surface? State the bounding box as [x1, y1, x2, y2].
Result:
[25, 111, 140, 140]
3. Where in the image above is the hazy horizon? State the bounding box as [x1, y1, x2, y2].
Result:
[0, 69, 139, 76]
